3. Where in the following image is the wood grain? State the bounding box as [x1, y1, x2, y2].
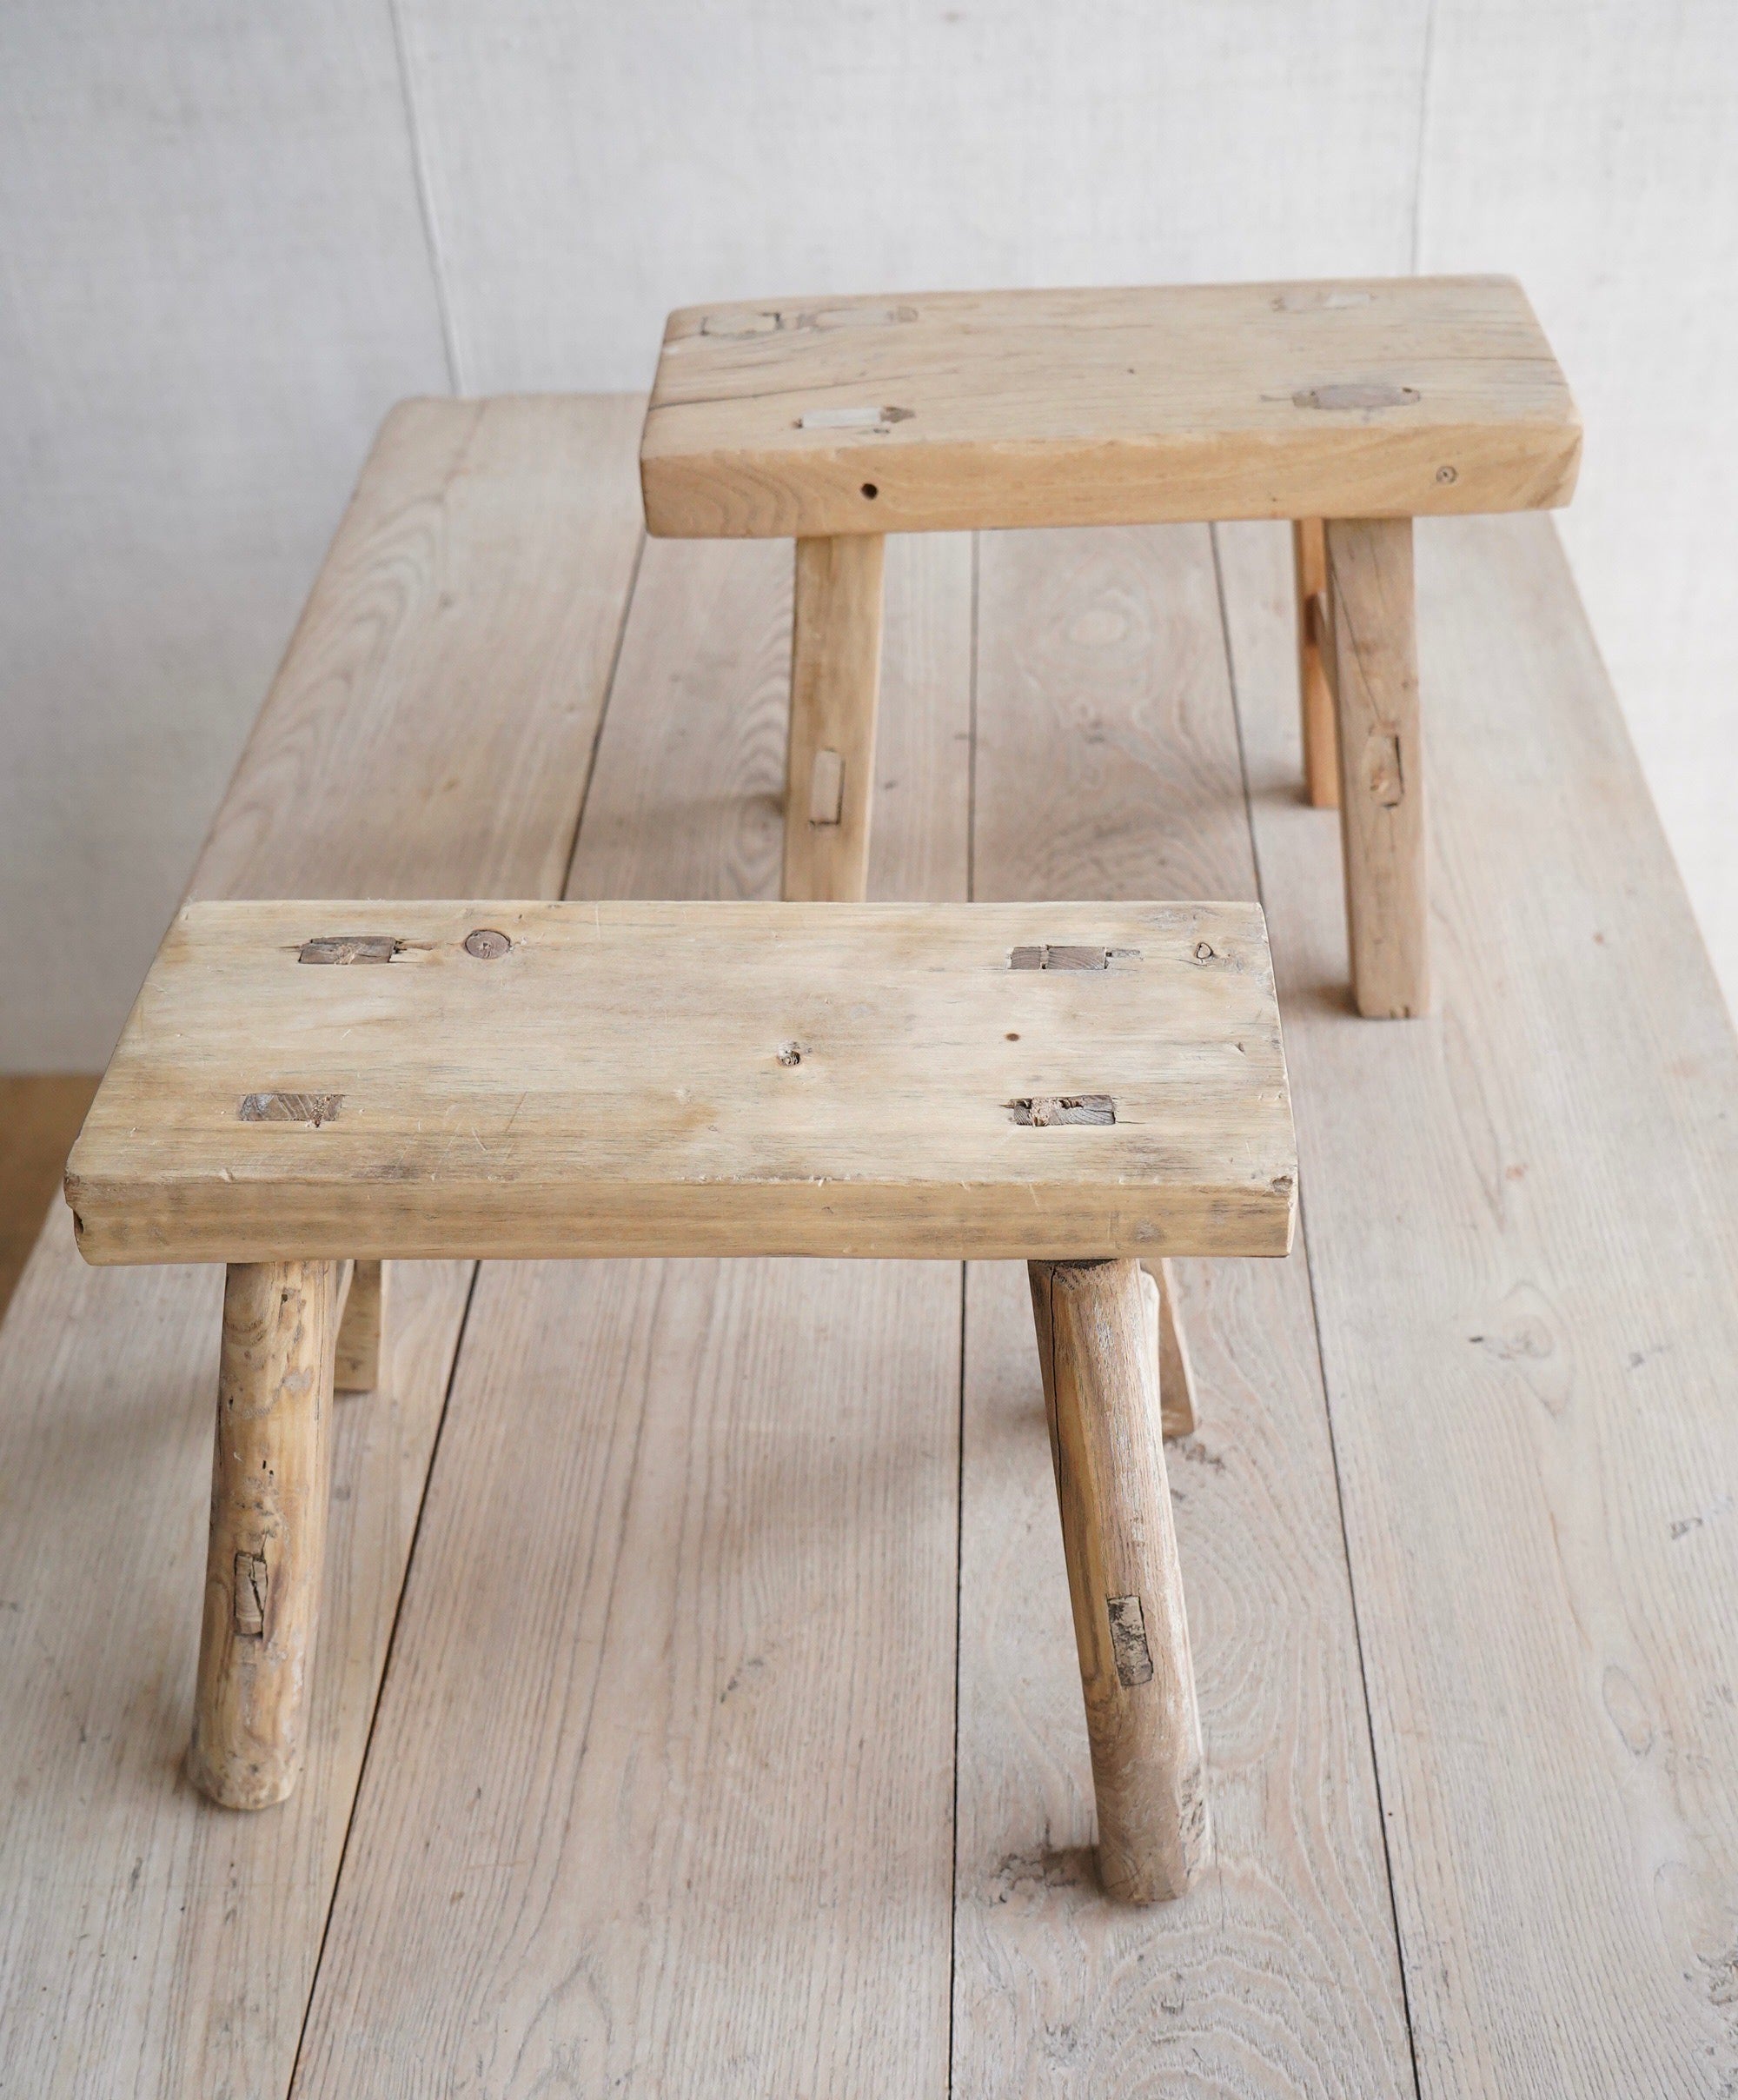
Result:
[0, 394, 644, 2093]
[1326, 517, 1430, 1016]
[956, 521, 1414, 2093]
[1217, 510, 1738, 2097]
[292, 527, 974, 2093]
[783, 534, 885, 901]
[642, 276, 1579, 537]
[69, 898, 1294, 1266]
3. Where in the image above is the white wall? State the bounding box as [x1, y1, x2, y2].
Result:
[4, 1, 1734, 1066]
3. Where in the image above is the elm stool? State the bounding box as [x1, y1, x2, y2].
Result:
[640, 275, 1581, 1020]
[65, 898, 1297, 1905]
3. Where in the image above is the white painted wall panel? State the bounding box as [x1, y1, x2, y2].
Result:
[399, 0, 1430, 393]
[0, 1, 451, 1067]
[3, 2, 1735, 1064]
[1416, 0, 1738, 1000]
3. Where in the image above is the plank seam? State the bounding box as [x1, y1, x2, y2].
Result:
[1207, 522, 1424, 2099]
[387, 0, 466, 393]
[286, 1258, 482, 2100]
[558, 528, 647, 901]
[945, 1258, 968, 2093]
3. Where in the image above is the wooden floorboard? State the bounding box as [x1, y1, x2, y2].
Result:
[292, 535, 975, 2094]
[952, 525, 1415, 2097]
[7, 398, 1734, 2097]
[1217, 513, 1738, 2097]
[0, 395, 645, 2096]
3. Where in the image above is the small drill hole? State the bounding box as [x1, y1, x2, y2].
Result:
[860, 482, 879, 500]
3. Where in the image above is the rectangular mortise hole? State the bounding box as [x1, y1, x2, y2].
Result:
[239, 1092, 343, 1126]
[298, 934, 401, 965]
[1009, 1095, 1116, 1127]
[808, 747, 845, 826]
[234, 1552, 267, 1638]
[1008, 944, 1141, 971]
[1107, 1594, 1154, 1686]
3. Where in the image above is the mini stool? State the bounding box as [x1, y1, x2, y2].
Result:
[66, 899, 1296, 1904]
[640, 276, 1581, 1017]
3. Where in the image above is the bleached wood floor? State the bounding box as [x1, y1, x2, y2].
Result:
[2, 398, 1734, 2097]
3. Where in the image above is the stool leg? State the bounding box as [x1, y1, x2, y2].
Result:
[334, 1258, 389, 1392]
[1292, 519, 1339, 809]
[189, 1259, 340, 1809]
[1029, 1258, 1209, 1903]
[1142, 1259, 1198, 1439]
[782, 534, 885, 903]
[1323, 517, 1430, 1018]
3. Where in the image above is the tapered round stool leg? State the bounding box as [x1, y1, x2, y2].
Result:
[1029, 1257, 1209, 1902]
[189, 1258, 340, 1809]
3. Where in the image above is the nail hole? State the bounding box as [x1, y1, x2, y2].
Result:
[860, 482, 879, 499]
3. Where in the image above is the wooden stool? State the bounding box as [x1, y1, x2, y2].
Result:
[66, 899, 1296, 1905]
[640, 276, 1580, 1018]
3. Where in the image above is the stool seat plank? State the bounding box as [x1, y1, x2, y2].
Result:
[642, 276, 1580, 538]
[67, 900, 1295, 1266]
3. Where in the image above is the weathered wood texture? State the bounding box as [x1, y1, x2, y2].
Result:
[70, 898, 1294, 1266]
[642, 276, 1579, 537]
[1031, 1258, 1208, 1903]
[0, 395, 644, 2094]
[291, 519, 974, 2095]
[783, 533, 885, 901]
[1326, 516, 1430, 1016]
[1217, 511, 1738, 2097]
[189, 1259, 342, 1809]
[1293, 517, 1339, 808]
[957, 523, 1414, 2092]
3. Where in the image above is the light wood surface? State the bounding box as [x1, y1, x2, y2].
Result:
[291, 523, 974, 2096]
[1217, 510, 1738, 2097]
[1031, 1258, 1207, 1902]
[1326, 516, 1430, 1016]
[641, 276, 1580, 538]
[189, 1259, 341, 1808]
[782, 534, 885, 901]
[69, 898, 1296, 1266]
[956, 522, 1413, 2090]
[1292, 517, 1340, 807]
[0, 394, 643, 2093]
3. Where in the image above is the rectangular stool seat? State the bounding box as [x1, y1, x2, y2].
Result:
[66, 899, 1295, 1266]
[641, 276, 1580, 537]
